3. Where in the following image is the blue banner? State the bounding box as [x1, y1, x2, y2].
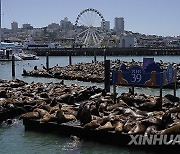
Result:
[112, 63, 175, 87]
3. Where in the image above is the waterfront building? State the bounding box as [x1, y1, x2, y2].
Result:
[22, 23, 33, 29]
[11, 21, 18, 33]
[114, 17, 124, 34]
[101, 21, 110, 31]
[47, 23, 60, 30]
[119, 34, 136, 47]
[60, 17, 73, 30]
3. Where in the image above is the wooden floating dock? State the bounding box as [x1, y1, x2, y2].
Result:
[23, 119, 180, 152]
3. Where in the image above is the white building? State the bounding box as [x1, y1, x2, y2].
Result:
[114, 17, 124, 34]
[11, 21, 18, 33]
[101, 21, 110, 31]
[119, 34, 136, 47]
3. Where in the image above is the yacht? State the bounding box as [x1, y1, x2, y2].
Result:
[17, 51, 39, 60]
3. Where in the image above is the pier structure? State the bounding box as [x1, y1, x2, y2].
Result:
[29, 47, 180, 56]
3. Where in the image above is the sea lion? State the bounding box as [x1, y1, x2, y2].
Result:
[76, 102, 86, 120]
[5, 119, 13, 125]
[144, 125, 159, 135]
[56, 104, 76, 123]
[141, 117, 162, 127]
[89, 93, 102, 100]
[90, 101, 100, 116]
[50, 98, 58, 107]
[114, 121, 124, 133]
[83, 120, 100, 130]
[33, 108, 49, 118]
[96, 121, 114, 131]
[58, 93, 74, 105]
[164, 94, 180, 102]
[41, 113, 56, 123]
[106, 100, 128, 111]
[19, 112, 40, 120]
[160, 123, 180, 135]
[128, 121, 147, 134]
[79, 103, 92, 125]
[123, 120, 136, 133]
[138, 97, 162, 111]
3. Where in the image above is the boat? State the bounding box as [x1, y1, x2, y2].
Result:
[17, 50, 39, 60]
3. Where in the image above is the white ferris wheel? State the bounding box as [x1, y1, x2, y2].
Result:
[75, 8, 106, 47]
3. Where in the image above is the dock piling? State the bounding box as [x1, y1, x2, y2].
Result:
[113, 84, 116, 103]
[104, 60, 110, 92]
[94, 51, 97, 63]
[12, 54, 15, 77]
[104, 48, 106, 62]
[46, 52, 49, 70]
[69, 52, 72, 65]
[174, 69, 177, 97]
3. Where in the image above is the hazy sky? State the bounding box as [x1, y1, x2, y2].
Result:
[1, 0, 180, 36]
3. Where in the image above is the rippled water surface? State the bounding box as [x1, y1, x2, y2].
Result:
[0, 55, 180, 153]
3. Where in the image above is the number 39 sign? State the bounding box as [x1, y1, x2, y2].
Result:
[129, 66, 144, 84]
[112, 63, 176, 87]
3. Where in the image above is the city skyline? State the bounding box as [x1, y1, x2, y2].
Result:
[1, 0, 180, 37]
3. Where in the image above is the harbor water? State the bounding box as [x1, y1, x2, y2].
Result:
[0, 56, 180, 154]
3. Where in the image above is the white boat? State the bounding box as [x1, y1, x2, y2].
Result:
[17, 50, 39, 60]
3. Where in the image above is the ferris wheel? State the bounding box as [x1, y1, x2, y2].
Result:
[75, 8, 106, 47]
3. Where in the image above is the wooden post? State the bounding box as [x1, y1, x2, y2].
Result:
[132, 85, 135, 95]
[104, 48, 106, 62]
[159, 72, 163, 106]
[160, 86, 163, 105]
[6, 49, 10, 59]
[104, 60, 110, 92]
[12, 54, 15, 77]
[94, 51, 96, 63]
[69, 52, 72, 65]
[46, 52, 49, 70]
[113, 84, 116, 103]
[174, 69, 177, 97]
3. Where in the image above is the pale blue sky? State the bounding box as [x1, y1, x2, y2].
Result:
[1, 0, 180, 36]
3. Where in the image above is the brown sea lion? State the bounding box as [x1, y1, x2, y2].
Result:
[41, 113, 56, 123]
[56, 105, 76, 123]
[83, 120, 100, 130]
[123, 121, 136, 133]
[141, 117, 162, 127]
[41, 104, 52, 112]
[96, 121, 114, 131]
[128, 121, 147, 134]
[106, 100, 128, 111]
[33, 108, 49, 118]
[145, 125, 159, 135]
[19, 112, 39, 120]
[89, 93, 102, 100]
[79, 103, 92, 125]
[58, 93, 74, 105]
[114, 121, 124, 133]
[160, 123, 180, 134]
